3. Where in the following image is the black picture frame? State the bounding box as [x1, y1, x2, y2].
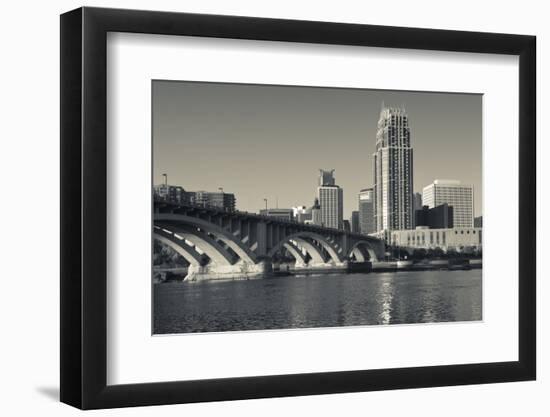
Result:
[60, 6, 536, 410]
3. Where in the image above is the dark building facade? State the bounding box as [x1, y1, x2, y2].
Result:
[191, 191, 236, 212]
[343, 219, 351, 232]
[415, 203, 454, 229]
[474, 216, 483, 228]
[153, 184, 191, 205]
[350, 211, 360, 233]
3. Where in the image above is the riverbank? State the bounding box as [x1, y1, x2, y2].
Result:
[153, 258, 482, 283]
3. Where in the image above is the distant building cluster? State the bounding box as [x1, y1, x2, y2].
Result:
[364, 105, 480, 251]
[153, 183, 236, 212]
[154, 102, 482, 253]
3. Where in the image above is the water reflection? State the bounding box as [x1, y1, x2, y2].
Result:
[154, 269, 482, 334]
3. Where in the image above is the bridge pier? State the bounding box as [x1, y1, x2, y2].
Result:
[185, 260, 272, 282]
[291, 260, 349, 273]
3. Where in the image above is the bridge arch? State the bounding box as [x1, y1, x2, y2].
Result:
[282, 241, 308, 266]
[268, 231, 345, 265]
[155, 223, 235, 266]
[153, 229, 206, 267]
[348, 240, 379, 262]
[155, 213, 258, 265]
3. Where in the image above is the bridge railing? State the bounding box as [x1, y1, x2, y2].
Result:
[154, 196, 379, 240]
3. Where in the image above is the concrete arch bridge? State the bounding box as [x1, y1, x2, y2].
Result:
[154, 201, 384, 281]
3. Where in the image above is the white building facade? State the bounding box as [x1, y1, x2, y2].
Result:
[390, 226, 482, 251]
[373, 105, 414, 235]
[422, 180, 474, 228]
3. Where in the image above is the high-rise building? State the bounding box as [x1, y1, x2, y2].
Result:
[373, 105, 414, 235]
[350, 211, 360, 233]
[319, 169, 335, 186]
[317, 170, 343, 229]
[422, 180, 474, 228]
[318, 185, 344, 229]
[358, 188, 375, 235]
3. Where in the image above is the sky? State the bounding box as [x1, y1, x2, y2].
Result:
[152, 80, 482, 219]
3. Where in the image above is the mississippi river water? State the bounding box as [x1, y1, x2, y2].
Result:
[153, 269, 482, 334]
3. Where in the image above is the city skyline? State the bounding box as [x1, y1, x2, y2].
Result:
[153, 80, 482, 219]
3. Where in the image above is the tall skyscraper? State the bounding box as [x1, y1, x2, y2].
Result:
[317, 169, 343, 230]
[373, 105, 414, 236]
[422, 179, 474, 228]
[358, 188, 375, 235]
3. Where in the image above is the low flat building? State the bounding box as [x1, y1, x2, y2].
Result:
[260, 208, 294, 221]
[389, 226, 482, 251]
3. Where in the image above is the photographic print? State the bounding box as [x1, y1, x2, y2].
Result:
[152, 81, 482, 335]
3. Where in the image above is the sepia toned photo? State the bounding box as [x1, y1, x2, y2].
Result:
[152, 80, 482, 334]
